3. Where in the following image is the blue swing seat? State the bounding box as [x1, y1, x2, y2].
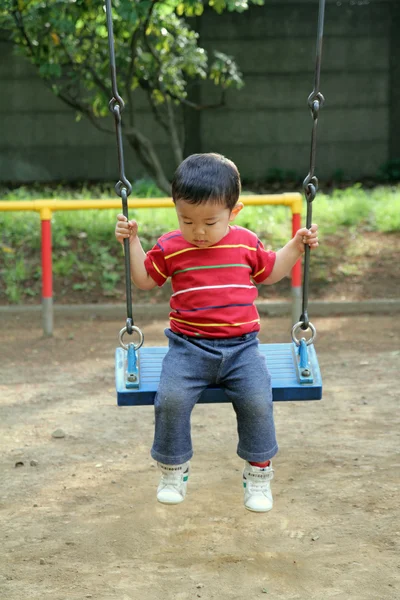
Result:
[115, 342, 322, 406]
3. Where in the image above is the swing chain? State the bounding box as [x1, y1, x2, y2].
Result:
[303, 91, 324, 204]
[105, 0, 132, 199]
[300, 0, 326, 333]
[105, 0, 137, 339]
[109, 98, 132, 198]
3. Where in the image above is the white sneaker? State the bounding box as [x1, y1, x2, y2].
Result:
[243, 461, 274, 512]
[156, 462, 190, 504]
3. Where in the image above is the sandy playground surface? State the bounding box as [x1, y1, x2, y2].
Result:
[0, 311, 399, 600]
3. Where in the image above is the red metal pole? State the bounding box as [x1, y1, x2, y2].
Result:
[292, 212, 302, 323]
[41, 217, 53, 335]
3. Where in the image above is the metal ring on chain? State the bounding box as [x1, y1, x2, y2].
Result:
[119, 326, 144, 351]
[304, 183, 317, 202]
[291, 321, 316, 347]
[109, 95, 125, 112]
[308, 91, 325, 110]
[115, 179, 132, 197]
[303, 173, 318, 189]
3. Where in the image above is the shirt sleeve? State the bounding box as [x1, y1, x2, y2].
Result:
[251, 239, 276, 283]
[144, 242, 169, 287]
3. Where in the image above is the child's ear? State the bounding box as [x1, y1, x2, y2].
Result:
[229, 202, 244, 221]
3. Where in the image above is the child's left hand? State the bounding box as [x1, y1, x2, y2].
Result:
[294, 223, 319, 253]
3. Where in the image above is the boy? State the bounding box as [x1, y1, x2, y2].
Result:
[115, 153, 319, 512]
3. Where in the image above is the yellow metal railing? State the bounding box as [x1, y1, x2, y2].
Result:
[0, 193, 303, 217]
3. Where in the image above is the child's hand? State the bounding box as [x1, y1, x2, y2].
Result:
[115, 213, 138, 245]
[294, 223, 319, 253]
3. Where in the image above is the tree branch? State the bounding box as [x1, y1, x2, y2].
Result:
[166, 97, 183, 165]
[82, 109, 116, 135]
[168, 88, 227, 111]
[58, 29, 112, 102]
[146, 89, 169, 133]
[79, 24, 113, 100]
[10, 1, 37, 58]
[125, 27, 141, 127]
[56, 89, 115, 135]
[125, 127, 171, 195]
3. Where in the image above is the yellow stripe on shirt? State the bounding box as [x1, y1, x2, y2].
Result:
[165, 244, 258, 261]
[152, 260, 167, 279]
[253, 266, 266, 278]
[170, 317, 260, 328]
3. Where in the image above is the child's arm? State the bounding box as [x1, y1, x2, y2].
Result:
[262, 223, 319, 285]
[115, 214, 158, 290]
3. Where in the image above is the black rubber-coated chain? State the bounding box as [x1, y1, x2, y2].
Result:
[105, 0, 133, 333]
[300, 0, 326, 330]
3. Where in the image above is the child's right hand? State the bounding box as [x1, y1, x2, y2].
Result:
[115, 213, 138, 245]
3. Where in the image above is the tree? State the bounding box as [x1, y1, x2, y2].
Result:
[1, 0, 264, 193]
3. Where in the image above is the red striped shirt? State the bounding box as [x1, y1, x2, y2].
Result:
[144, 225, 276, 338]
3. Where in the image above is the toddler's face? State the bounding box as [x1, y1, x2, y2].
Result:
[175, 200, 242, 248]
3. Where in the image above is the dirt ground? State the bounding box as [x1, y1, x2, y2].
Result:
[0, 311, 399, 600]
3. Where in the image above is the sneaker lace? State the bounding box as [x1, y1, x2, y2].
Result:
[247, 470, 274, 496]
[159, 470, 184, 490]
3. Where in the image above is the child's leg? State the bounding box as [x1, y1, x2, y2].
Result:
[151, 331, 216, 465]
[219, 337, 277, 511]
[220, 338, 278, 463]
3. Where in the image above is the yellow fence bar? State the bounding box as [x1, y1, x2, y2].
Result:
[0, 193, 302, 217]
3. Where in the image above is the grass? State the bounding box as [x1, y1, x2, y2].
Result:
[0, 179, 165, 201]
[1, 182, 399, 304]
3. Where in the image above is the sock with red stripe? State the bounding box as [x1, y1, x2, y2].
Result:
[249, 460, 270, 468]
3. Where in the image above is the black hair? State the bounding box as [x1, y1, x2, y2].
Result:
[171, 153, 241, 210]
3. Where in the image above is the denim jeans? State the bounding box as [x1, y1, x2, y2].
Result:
[151, 329, 278, 465]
